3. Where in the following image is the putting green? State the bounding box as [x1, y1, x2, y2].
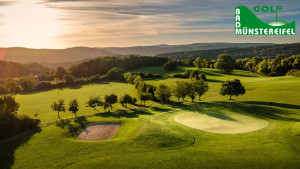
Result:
[174, 111, 269, 134]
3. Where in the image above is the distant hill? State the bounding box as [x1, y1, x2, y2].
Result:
[0, 43, 273, 67]
[0, 47, 115, 64]
[156, 43, 300, 60]
[101, 43, 273, 56]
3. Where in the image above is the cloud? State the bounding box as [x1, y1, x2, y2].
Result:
[1, 0, 299, 48]
[0, 1, 15, 6]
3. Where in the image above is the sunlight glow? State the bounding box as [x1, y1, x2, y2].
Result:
[0, 0, 62, 48]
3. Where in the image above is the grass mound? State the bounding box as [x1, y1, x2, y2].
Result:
[174, 111, 269, 134]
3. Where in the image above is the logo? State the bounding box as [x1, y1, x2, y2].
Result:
[235, 6, 296, 35]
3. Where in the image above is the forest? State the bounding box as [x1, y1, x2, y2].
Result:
[156, 43, 300, 60]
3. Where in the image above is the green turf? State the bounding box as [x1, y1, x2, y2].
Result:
[0, 66, 299, 169]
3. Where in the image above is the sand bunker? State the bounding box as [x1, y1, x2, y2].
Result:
[174, 112, 269, 134]
[77, 122, 119, 141]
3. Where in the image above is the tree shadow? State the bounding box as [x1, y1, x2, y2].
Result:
[0, 129, 41, 169]
[207, 79, 224, 83]
[68, 85, 82, 89]
[240, 101, 300, 110]
[56, 119, 80, 136]
[197, 70, 222, 76]
[74, 117, 89, 129]
[204, 111, 237, 121]
[95, 108, 152, 119]
[150, 106, 172, 112]
[171, 101, 300, 122]
[231, 71, 258, 77]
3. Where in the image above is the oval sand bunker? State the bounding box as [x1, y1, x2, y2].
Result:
[77, 122, 119, 141]
[174, 112, 269, 134]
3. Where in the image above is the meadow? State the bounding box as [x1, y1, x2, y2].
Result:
[0, 66, 299, 169]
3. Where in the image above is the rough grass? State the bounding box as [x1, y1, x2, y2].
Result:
[0, 66, 299, 169]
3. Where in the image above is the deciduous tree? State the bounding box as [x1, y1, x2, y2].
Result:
[51, 99, 66, 119]
[220, 79, 246, 100]
[155, 84, 171, 104]
[69, 99, 79, 117]
[216, 54, 235, 73]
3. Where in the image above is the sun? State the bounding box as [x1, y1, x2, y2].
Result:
[0, 0, 62, 48]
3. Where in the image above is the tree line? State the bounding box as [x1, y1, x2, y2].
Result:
[0, 55, 167, 95]
[164, 54, 300, 76]
[50, 73, 246, 120]
[0, 96, 40, 140]
[156, 43, 300, 60]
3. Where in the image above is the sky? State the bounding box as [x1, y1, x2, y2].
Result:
[0, 0, 299, 49]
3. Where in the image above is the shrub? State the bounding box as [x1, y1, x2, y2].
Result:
[163, 60, 178, 70]
[63, 74, 76, 84]
[286, 69, 300, 77]
[103, 67, 124, 81]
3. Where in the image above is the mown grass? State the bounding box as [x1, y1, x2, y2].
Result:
[0, 66, 299, 169]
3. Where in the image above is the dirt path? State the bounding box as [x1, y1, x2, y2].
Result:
[0, 129, 35, 145]
[77, 122, 120, 141]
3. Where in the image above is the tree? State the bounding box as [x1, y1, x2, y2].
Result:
[183, 70, 191, 78]
[0, 96, 40, 140]
[154, 84, 171, 104]
[186, 81, 196, 102]
[55, 67, 68, 79]
[104, 94, 118, 110]
[251, 56, 262, 67]
[257, 60, 271, 76]
[193, 79, 209, 101]
[199, 74, 207, 81]
[220, 79, 246, 100]
[51, 99, 66, 119]
[137, 92, 152, 106]
[193, 57, 204, 69]
[6, 81, 20, 93]
[20, 75, 36, 91]
[0, 84, 6, 94]
[63, 74, 76, 84]
[103, 67, 124, 80]
[163, 60, 178, 70]
[119, 94, 133, 107]
[124, 72, 134, 84]
[69, 99, 79, 117]
[189, 70, 199, 79]
[87, 96, 102, 109]
[133, 75, 143, 85]
[0, 95, 20, 114]
[130, 98, 137, 105]
[172, 81, 189, 102]
[216, 54, 235, 73]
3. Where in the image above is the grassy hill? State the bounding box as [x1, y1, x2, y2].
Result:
[0, 67, 299, 169]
